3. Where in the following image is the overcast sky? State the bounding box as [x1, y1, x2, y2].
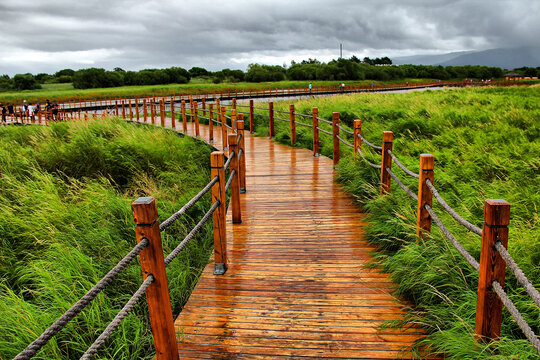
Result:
[1, 0, 538, 76]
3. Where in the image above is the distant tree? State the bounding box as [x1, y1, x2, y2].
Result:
[189, 66, 210, 77]
[12, 73, 41, 90]
[55, 69, 75, 77]
[114, 67, 125, 72]
[0, 74, 12, 91]
[350, 55, 361, 63]
[35, 73, 53, 83]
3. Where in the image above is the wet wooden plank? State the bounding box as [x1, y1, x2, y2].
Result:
[163, 119, 435, 359]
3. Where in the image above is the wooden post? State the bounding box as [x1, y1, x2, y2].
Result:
[232, 98, 236, 112]
[475, 199, 510, 343]
[170, 97, 175, 129]
[269, 102, 274, 138]
[143, 99, 147, 123]
[135, 98, 140, 122]
[121, 100, 126, 119]
[209, 104, 214, 143]
[160, 99, 165, 127]
[290, 104, 296, 145]
[416, 154, 434, 238]
[150, 101, 155, 125]
[194, 101, 200, 137]
[129, 100, 133, 120]
[354, 119, 362, 156]
[181, 100, 187, 133]
[228, 134, 242, 224]
[332, 112, 340, 166]
[201, 98, 206, 118]
[380, 131, 394, 195]
[312, 107, 319, 157]
[211, 152, 228, 275]
[237, 117, 246, 193]
[231, 108, 237, 131]
[249, 99, 254, 133]
[221, 106, 228, 151]
[131, 197, 179, 360]
[115, 100, 119, 116]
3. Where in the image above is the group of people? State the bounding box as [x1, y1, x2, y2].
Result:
[1, 99, 59, 124]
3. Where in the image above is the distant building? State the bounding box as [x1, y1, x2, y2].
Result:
[504, 72, 538, 80]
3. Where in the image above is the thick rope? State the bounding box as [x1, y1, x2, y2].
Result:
[386, 167, 418, 201]
[357, 133, 383, 151]
[159, 176, 218, 232]
[425, 179, 482, 236]
[295, 120, 312, 128]
[164, 201, 220, 266]
[255, 113, 270, 118]
[197, 115, 210, 121]
[337, 124, 353, 135]
[235, 104, 249, 108]
[252, 106, 269, 111]
[316, 116, 333, 125]
[336, 135, 354, 148]
[237, 133, 242, 143]
[79, 275, 154, 360]
[357, 147, 382, 169]
[317, 127, 333, 136]
[223, 123, 233, 130]
[495, 241, 540, 308]
[13, 239, 149, 360]
[425, 204, 480, 271]
[387, 150, 419, 179]
[273, 109, 290, 114]
[274, 116, 290, 123]
[225, 169, 236, 192]
[222, 114, 232, 120]
[492, 280, 540, 354]
[296, 113, 313, 118]
[223, 152, 234, 170]
[238, 148, 244, 161]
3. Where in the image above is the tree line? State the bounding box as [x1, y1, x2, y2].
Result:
[1, 57, 539, 91]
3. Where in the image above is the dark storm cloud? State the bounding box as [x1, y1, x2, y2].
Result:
[0, 0, 538, 75]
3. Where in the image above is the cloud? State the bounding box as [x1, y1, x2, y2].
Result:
[0, 0, 538, 75]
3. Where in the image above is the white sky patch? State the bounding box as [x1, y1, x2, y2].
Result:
[2, 48, 123, 65]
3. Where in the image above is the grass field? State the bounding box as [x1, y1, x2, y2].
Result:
[0, 118, 215, 359]
[0, 78, 439, 104]
[251, 86, 540, 359]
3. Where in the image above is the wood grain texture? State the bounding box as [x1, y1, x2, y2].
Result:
[151, 117, 437, 359]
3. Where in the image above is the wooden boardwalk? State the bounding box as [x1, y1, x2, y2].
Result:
[173, 121, 429, 359]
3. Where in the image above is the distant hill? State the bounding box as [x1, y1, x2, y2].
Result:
[394, 47, 540, 69]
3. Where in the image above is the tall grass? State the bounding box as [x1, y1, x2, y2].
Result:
[252, 86, 540, 359]
[0, 118, 215, 359]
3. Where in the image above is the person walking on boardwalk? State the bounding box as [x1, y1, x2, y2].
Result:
[308, 83, 312, 92]
[7, 103, 15, 123]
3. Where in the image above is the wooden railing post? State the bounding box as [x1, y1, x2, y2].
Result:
[194, 101, 200, 137]
[181, 100, 187, 133]
[290, 104, 296, 145]
[121, 100, 126, 119]
[231, 108, 237, 131]
[232, 98, 236, 112]
[209, 103, 214, 143]
[170, 97, 175, 129]
[269, 101, 274, 138]
[228, 134, 242, 224]
[135, 98, 140, 122]
[380, 131, 394, 195]
[160, 99, 165, 127]
[221, 106, 228, 150]
[416, 154, 434, 237]
[353, 120, 362, 156]
[115, 100, 119, 116]
[143, 99, 147, 123]
[249, 99, 254, 133]
[475, 199, 510, 343]
[312, 107, 319, 156]
[129, 100, 133, 120]
[237, 116, 246, 193]
[201, 98, 206, 118]
[332, 112, 340, 166]
[131, 197, 179, 360]
[211, 152, 228, 275]
[150, 101, 155, 125]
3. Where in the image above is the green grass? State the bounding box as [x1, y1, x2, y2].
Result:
[0, 118, 215, 359]
[251, 86, 540, 359]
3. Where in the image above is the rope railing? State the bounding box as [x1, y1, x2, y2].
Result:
[159, 176, 219, 232]
[424, 204, 480, 271]
[358, 133, 383, 151]
[492, 281, 540, 353]
[13, 238, 149, 360]
[164, 201, 220, 266]
[295, 120, 312, 128]
[274, 115, 290, 123]
[386, 167, 418, 201]
[316, 116, 332, 125]
[356, 146, 382, 169]
[317, 127, 333, 136]
[495, 241, 540, 308]
[336, 135, 354, 148]
[425, 178, 482, 235]
[225, 169, 236, 192]
[337, 124, 353, 135]
[224, 152, 233, 170]
[80, 275, 155, 360]
[387, 149, 419, 179]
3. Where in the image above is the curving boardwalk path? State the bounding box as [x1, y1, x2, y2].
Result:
[171, 120, 430, 359]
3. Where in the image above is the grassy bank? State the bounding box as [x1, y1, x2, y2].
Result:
[252, 86, 540, 359]
[0, 78, 441, 105]
[0, 118, 215, 359]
